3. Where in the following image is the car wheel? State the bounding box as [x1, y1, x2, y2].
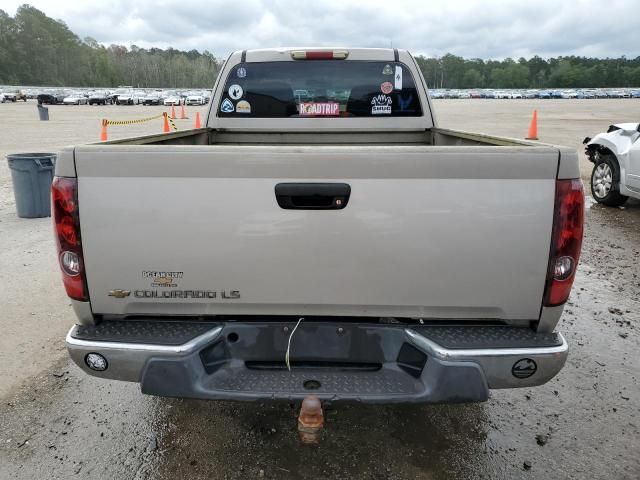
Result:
[590, 154, 628, 207]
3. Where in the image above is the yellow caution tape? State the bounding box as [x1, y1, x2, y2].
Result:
[167, 115, 178, 131]
[104, 112, 166, 126]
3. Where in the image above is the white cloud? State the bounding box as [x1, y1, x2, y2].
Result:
[3, 0, 638, 59]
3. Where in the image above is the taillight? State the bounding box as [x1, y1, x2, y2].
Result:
[52, 177, 88, 301]
[543, 179, 584, 307]
[290, 50, 349, 60]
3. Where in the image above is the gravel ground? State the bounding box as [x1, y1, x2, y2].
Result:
[0, 99, 638, 479]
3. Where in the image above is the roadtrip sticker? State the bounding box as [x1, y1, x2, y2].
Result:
[228, 84, 243, 100]
[299, 102, 340, 116]
[382, 64, 393, 75]
[381, 81, 393, 94]
[371, 95, 392, 114]
[220, 98, 234, 113]
[236, 100, 251, 113]
[236, 67, 247, 78]
[394, 66, 403, 90]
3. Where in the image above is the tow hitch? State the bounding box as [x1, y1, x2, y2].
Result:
[297, 395, 324, 444]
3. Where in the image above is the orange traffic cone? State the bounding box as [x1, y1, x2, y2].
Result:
[194, 112, 201, 129]
[100, 119, 108, 141]
[180, 105, 187, 119]
[163, 112, 170, 133]
[171, 105, 176, 119]
[526, 110, 538, 140]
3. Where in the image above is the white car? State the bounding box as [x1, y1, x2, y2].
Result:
[186, 95, 205, 105]
[494, 91, 512, 99]
[511, 92, 523, 99]
[163, 95, 182, 106]
[585, 123, 640, 206]
[63, 93, 88, 105]
[115, 89, 142, 105]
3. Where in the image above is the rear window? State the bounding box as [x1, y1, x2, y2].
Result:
[217, 61, 422, 118]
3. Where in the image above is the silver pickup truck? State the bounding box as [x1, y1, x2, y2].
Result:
[55, 48, 584, 404]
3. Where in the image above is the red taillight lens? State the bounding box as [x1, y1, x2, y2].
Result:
[543, 179, 584, 307]
[52, 177, 88, 301]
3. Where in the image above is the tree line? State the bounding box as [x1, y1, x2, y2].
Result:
[415, 54, 640, 89]
[1, 5, 639, 89]
[0, 5, 221, 88]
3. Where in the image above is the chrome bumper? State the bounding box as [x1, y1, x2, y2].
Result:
[66, 326, 223, 382]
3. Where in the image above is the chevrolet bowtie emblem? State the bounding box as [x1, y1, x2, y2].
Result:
[108, 289, 131, 298]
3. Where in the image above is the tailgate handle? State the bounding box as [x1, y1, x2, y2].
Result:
[275, 183, 351, 210]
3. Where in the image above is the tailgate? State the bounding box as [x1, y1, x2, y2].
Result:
[75, 145, 559, 320]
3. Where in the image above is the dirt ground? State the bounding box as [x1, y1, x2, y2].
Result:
[0, 99, 638, 479]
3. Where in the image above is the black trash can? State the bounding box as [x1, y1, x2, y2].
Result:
[37, 103, 49, 121]
[7, 153, 57, 218]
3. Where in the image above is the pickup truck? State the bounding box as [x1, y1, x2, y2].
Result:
[55, 48, 584, 404]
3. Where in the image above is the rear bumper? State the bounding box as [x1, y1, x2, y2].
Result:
[66, 321, 568, 404]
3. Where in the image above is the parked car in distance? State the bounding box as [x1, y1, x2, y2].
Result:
[114, 89, 141, 105]
[163, 92, 182, 106]
[88, 91, 112, 105]
[37, 90, 67, 104]
[186, 93, 205, 105]
[494, 91, 512, 99]
[63, 92, 88, 105]
[2, 90, 17, 102]
[143, 92, 164, 105]
[2, 89, 27, 101]
[585, 123, 640, 206]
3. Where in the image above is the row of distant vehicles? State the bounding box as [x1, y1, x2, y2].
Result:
[1, 86, 211, 106]
[430, 88, 640, 99]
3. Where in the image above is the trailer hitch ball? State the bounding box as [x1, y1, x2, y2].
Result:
[298, 395, 324, 444]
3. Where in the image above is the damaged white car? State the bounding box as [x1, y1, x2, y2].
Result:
[584, 123, 640, 206]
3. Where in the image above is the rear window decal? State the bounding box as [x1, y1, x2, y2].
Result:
[228, 85, 243, 100]
[398, 94, 414, 112]
[299, 102, 340, 116]
[382, 64, 393, 75]
[236, 100, 251, 113]
[236, 67, 247, 78]
[371, 95, 392, 114]
[220, 98, 234, 113]
[394, 66, 403, 90]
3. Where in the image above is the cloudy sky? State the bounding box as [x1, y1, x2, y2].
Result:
[4, 0, 638, 59]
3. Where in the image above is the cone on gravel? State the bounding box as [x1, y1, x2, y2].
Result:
[180, 105, 187, 119]
[171, 105, 176, 119]
[100, 119, 108, 141]
[526, 110, 539, 140]
[163, 112, 170, 133]
[194, 112, 202, 129]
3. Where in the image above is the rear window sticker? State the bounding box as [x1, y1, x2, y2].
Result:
[382, 64, 393, 75]
[236, 100, 251, 113]
[220, 98, 234, 113]
[228, 85, 243, 100]
[381, 82, 393, 94]
[398, 94, 413, 111]
[236, 67, 247, 78]
[394, 66, 403, 90]
[299, 102, 340, 116]
[371, 95, 392, 115]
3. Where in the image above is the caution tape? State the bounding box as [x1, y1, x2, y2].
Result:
[166, 114, 178, 131]
[103, 112, 165, 126]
